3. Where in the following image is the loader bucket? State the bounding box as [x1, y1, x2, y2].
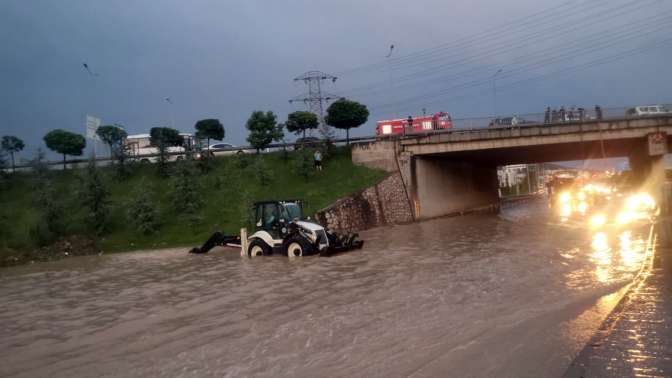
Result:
[320, 233, 364, 257]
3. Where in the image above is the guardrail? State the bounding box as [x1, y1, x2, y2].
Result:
[392, 110, 672, 143]
[11, 135, 379, 170]
[9, 105, 670, 170]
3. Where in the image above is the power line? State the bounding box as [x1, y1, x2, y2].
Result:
[337, 0, 663, 97]
[367, 37, 672, 117]
[369, 22, 672, 111]
[332, 0, 622, 77]
[389, 0, 658, 71]
[341, 11, 672, 100]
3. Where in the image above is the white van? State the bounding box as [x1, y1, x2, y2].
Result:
[625, 105, 670, 117]
[125, 133, 195, 162]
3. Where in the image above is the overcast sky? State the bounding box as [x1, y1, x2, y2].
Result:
[1, 0, 671, 160]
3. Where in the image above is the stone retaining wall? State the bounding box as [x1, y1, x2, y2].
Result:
[315, 173, 413, 233]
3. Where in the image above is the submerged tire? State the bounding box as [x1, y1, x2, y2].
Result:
[248, 239, 270, 257]
[285, 235, 313, 257]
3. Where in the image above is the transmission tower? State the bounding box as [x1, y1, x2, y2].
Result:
[289, 71, 340, 138]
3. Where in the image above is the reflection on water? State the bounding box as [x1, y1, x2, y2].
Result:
[588, 229, 648, 284]
[0, 200, 651, 378]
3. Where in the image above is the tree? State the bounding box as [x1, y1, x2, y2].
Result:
[194, 119, 224, 150]
[285, 111, 318, 139]
[246, 111, 283, 153]
[325, 98, 369, 145]
[27, 149, 49, 178]
[171, 160, 203, 228]
[253, 156, 272, 185]
[97, 125, 131, 178]
[149, 127, 183, 177]
[43, 129, 86, 169]
[294, 148, 314, 180]
[1, 135, 25, 173]
[80, 158, 110, 235]
[0, 150, 9, 190]
[127, 181, 160, 235]
[33, 176, 64, 238]
[96, 125, 127, 158]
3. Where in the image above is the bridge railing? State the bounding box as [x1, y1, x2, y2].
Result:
[450, 106, 632, 130]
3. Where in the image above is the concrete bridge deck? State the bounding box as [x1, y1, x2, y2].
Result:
[400, 115, 672, 163]
[353, 115, 672, 220]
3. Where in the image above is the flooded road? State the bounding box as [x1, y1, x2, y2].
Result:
[0, 200, 652, 377]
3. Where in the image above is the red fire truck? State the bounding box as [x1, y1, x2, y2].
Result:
[376, 112, 453, 136]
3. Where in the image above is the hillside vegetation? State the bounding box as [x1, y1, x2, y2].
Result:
[0, 148, 386, 266]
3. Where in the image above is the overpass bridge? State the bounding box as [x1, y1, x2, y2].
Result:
[352, 115, 672, 220]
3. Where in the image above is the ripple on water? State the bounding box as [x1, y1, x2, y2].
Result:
[0, 201, 650, 377]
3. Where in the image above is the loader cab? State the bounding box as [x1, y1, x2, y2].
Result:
[253, 200, 305, 238]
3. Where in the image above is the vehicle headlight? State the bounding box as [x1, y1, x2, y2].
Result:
[616, 211, 634, 225]
[626, 193, 656, 211]
[590, 213, 607, 228]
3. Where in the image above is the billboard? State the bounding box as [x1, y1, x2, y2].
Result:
[86, 115, 101, 141]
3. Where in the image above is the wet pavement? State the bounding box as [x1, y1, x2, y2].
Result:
[564, 235, 672, 378]
[0, 201, 654, 377]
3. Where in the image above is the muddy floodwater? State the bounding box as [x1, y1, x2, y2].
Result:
[0, 201, 652, 377]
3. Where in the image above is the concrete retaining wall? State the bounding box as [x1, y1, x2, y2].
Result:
[315, 173, 413, 233]
[351, 140, 398, 173]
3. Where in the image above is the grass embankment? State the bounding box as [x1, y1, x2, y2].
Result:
[0, 148, 386, 265]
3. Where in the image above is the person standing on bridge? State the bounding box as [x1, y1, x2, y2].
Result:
[578, 107, 585, 121]
[595, 105, 603, 120]
[544, 107, 550, 124]
[559, 106, 566, 122]
[551, 109, 558, 123]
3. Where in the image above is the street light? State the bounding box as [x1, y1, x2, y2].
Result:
[492, 68, 503, 116]
[165, 97, 175, 127]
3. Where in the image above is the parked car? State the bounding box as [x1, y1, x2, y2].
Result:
[204, 143, 246, 156]
[625, 105, 670, 117]
[293, 137, 321, 150]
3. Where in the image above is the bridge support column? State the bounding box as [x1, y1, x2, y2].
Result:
[411, 156, 500, 220]
[628, 140, 665, 200]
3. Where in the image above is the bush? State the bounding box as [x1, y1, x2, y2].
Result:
[212, 175, 224, 190]
[33, 177, 64, 236]
[0, 150, 8, 190]
[127, 183, 159, 235]
[114, 144, 133, 179]
[254, 156, 272, 186]
[171, 160, 203, 228]
[294, 148, 314, 179]
[237, 153, 251, 169]
[79, 158, 110, 235]
[28, 221, 56, 247]
[237, 185, 254, 230]
[28, 149, 50, 178]
[197, 155, 214, 173]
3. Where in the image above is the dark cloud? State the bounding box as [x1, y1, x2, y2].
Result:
[1, 0, 670, 161]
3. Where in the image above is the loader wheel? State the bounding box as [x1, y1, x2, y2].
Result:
[248, 239, 269, 257]
[285, 235, 313, 257]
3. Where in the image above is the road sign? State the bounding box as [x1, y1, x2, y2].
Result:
[648, 132, 667, 156]
[86, 115, 101, 141]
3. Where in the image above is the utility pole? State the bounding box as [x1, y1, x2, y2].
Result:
[289, 71, 339, 139]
